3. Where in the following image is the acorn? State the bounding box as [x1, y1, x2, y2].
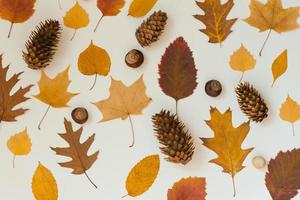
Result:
[71, 107, 88, 124]
[125, 49, 144, 68]
[205, 80, 222, 97]
[252, 156, 266, 169]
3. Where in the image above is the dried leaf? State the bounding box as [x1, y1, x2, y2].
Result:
[265, 149, 300, 200]
[128, 0, 158, 17]
[93, 76, 151, 147]
[158, 37, 197, 114]
[78, 41, 111, 90]
[0, 55, 33, 123]
[63, 2, 89, 40]
[244, 0, 300, 56]
[280, 96, 300, 136]
[32, 163, 58, 200]
[125, 154, 160, 197]
[7, 129, 31, 168]
[200, 107, 253, 197]
[167, 177, 207, 200]
[0, 0, 36, 38]
[51, 118, 99, 188]
[194, 0, 237, 46]
[229, 44, 256, 82]
[272, 49, 288, 87]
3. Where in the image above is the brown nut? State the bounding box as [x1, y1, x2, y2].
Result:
[125, 49, 144, 68]
[71, 107, 88, 124]
[205, 80, 222, 97]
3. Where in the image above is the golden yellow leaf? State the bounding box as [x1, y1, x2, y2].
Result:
[280, 96, 300, 136]
[201, 107, 253, 197]
[229, 44, 256, 82]
[78, 41, 111, 90]
[128, 0, 158, 17]
[125, 154, 160, 197]
[272, 49, 288, 87]
[32, 163, 58, 200]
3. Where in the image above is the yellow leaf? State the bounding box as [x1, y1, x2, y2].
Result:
[128, 0, 158, 17]
[201, 107, 253, 197]
[229, 44, 256, 82]
[34, 66, 77, 108]
[32, 163, 58, 200]
[280, 96, 300, 136]
[78, 41, 111, 90]
[272, 49, 288, 87]
[125, 154, 160, 197]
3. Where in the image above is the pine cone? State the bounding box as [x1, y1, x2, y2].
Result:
[136, 10, 167, 47]
[236, 82, 268, 123]
[23, 19, 61, 70]
[152, 110, 194, 165]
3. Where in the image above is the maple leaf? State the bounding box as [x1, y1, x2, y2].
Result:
[158, 37, 197, 114]
[265, 149, 300, 200]
[167, 177, 207, 200]
[280, 96, 300, 136]
[51, 118, 99, 188]
[200, 107, 253, 197]
[244, 0, 300, 56]
[93, 75, 151, 147]
[0, 55, 33, 123]
[0, 0, 36, 38]
[193, 0, 237, 46]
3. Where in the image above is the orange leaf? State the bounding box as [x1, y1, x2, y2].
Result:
[280, 96, 300, 136]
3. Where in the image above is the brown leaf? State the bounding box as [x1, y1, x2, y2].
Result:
[0, 55, 33, 123]
[265, 149, 300, 200]
[194, 0, 237, 46]
[158, 37, 197, 114]
[51, 118, 99, 188]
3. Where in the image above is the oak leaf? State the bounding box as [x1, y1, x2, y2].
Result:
[78, 41, 111, 90]
[128, 0, 158, 17]
[167, 177, 207, 200]
[51, 118, 99, 188]
[0, 0, 36, 38]
[125, 154, 160, 197]
[32, 162, 58, 200]
[265, 149, 300, 200]
[0, 55, 33, 123]
[158, 37, 197, 114]
[194, 0, 237, 46]
[63, 2, 89, 41]
[280, 96, 300, 136]
[94, 0, 125, 32]
[200, 107, 253, 197]
[94, 76, 151, 147]
[244, 0, 300, 56]
[229, 44, 256, 82]
[272, 49, 288, 87]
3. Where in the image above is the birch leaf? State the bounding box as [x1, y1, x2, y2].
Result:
[128, 0, 158, 17]
[280, 96, 300, 136]
[272, 49, 288, 87]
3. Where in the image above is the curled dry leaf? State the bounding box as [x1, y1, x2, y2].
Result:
[280, 96, 300, 136]
[128, 0, 158, 17]
[272, 49, 288, 87]
[167, 177, 207, 200]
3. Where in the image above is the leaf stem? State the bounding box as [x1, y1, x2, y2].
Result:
[259, 29, 272, 57]
[94, 15, 104, 33]
[8, 23, 14, 38]
[38, 105, 51, 130]
[121, 194, 129, 198]
[239, 72, 244, 83]
[175, 100, 178, 116]
[70, 29, 77, 41]
[84, 171, 98, 189]
[128, 114, 135, 148]
[57, 0, 62, 10]
[90, 75, 98, 91]
[231, 175, 237, 197]
[292, 123, 295, 136]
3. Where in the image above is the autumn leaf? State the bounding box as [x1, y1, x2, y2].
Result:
[280, 96, 300, 136]
[0, 0, 36, 38]
[200, 107, 253, 197]
[124, 154, 160, 198]
[272, 49, 288, 87]
[94, 0, 125, 32]
[51, 118, 99, 188]
[63, 2, 89, 41]
[32, 162, 58, 200]
[78, 41, 111, 90]
[193, 0, 237, 46]
[93, 76, 151, 147]
[265, 149, 300, 200]
[128, 0, 158, 17]
[167, 177, 207, 200]
[34, 66, 78, 130]
[229, 44, 256, 82]
[0, 55, 33, 123]
[244, 0, 300, 56]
